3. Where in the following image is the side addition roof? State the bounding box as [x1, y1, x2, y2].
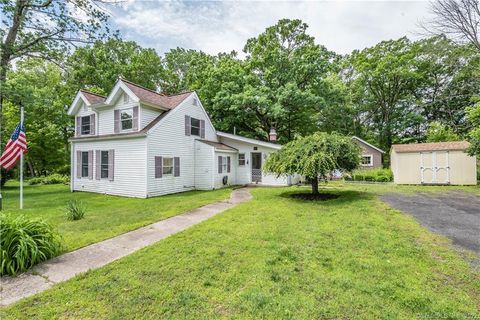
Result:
[196, 140, 238, 152]
[352, 136, 385, 154]
[217, 131, 282, 150]
[391, 141, 470, 153]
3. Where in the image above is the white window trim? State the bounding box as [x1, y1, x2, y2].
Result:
[360, 154, 373, 167]
[162, 157, 174, 175]
[81, 115, 91, 135]
[120, 108, 134, 132]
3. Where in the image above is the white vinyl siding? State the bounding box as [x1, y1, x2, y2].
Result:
[141, 106, 162, 130]
[194, 140, 215, 190]
[72, 137, 147, 198]
[146, 94, 217, 197]
[218, 136, 290, 186]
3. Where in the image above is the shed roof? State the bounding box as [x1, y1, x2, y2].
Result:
[391, 141, 470, 153]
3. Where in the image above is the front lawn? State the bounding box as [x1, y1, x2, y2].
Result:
[2, 186, 479, 319]
[1, 181, 232, 252]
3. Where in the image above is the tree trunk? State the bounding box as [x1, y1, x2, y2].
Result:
[311, 176, 319, 195]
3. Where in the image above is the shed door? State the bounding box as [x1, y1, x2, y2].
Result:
[421, 151, 449, 184]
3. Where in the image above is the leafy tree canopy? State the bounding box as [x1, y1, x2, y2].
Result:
[66, 39, 163, 95]
[426, 121, 460, 142]
[466, 100, 480, 156]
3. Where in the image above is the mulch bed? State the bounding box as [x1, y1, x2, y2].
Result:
[290, 193, 339, 201]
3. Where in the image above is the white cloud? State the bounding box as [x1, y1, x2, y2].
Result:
[110, 0, 432, 56]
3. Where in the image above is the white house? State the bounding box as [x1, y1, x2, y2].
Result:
[67, 78, 297, 198]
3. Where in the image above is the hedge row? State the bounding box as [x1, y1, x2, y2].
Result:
[345, 168, 393, 182]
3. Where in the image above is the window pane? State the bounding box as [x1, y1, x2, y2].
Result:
[190, 117, 200, 136]
[361, 156, 372, 165]
[162, 157, 173, 175]
[121, 110, 133, 130]
[191, 118, 200, 127]
[81, 152, 89, 177]
[100, 151, 109, 178]
[239, 153, 245, 165]
[81, 116, 90, 135]
[162, 166, 173, 175]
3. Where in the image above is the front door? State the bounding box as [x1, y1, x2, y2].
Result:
[251, 152, 262, 183]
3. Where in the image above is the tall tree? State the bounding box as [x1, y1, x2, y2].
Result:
[0, 0, 113, 208]
[347, 37, 422, 150]
[159, 48, 214, 94]
[240, 19, 335, 142]
[423, 0, 480, 51]
[3, 59, 72, 176]
[66, 39, 163, 94]
[466, 100, 480, 155]
[414, 36, 480, 136]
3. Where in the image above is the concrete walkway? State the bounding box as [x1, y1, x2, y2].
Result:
[0, 188, 252, 306]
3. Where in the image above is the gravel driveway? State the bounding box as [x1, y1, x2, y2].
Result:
[381, 191, 480, 255]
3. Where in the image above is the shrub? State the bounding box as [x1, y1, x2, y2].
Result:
[1, 168, 13, 187]
[0, 214, 61, 276]
[350, 168, 393, 182]
[66, 200, 86, 221]
[28, 174, 69, 185]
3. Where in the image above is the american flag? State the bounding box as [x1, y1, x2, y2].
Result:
[0, 123, 27, 170]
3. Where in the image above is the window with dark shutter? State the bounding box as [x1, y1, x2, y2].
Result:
[227, 156, 231, 173]
[155, 156, 163, 178]
[174, 157, 180, 177]
[81, 116, 91, 135]
[218, 156, 222, 173]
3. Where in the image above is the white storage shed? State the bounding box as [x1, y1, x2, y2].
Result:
[390, 141, 477, 185]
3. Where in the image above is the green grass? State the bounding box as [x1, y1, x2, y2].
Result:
[2, 186, 479, 319]
[1, 181, 232, 252]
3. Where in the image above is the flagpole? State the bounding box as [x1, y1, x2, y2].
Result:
[20, 106, 24, 210]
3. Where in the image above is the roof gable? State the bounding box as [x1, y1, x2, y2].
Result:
[352, 136, 385, 154]
[67, 90, 106, 115]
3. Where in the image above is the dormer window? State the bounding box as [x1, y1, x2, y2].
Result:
[190, 117, 200, 136]
[121, 109, 133, 130]
[81, 116, 91, 135]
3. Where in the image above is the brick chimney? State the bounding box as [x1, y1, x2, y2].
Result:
[269, 128, 277, 143]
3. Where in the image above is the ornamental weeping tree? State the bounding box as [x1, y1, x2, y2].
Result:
[264, 132, 360, 195]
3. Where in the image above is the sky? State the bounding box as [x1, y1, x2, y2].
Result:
[108, 0, 432, 56]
